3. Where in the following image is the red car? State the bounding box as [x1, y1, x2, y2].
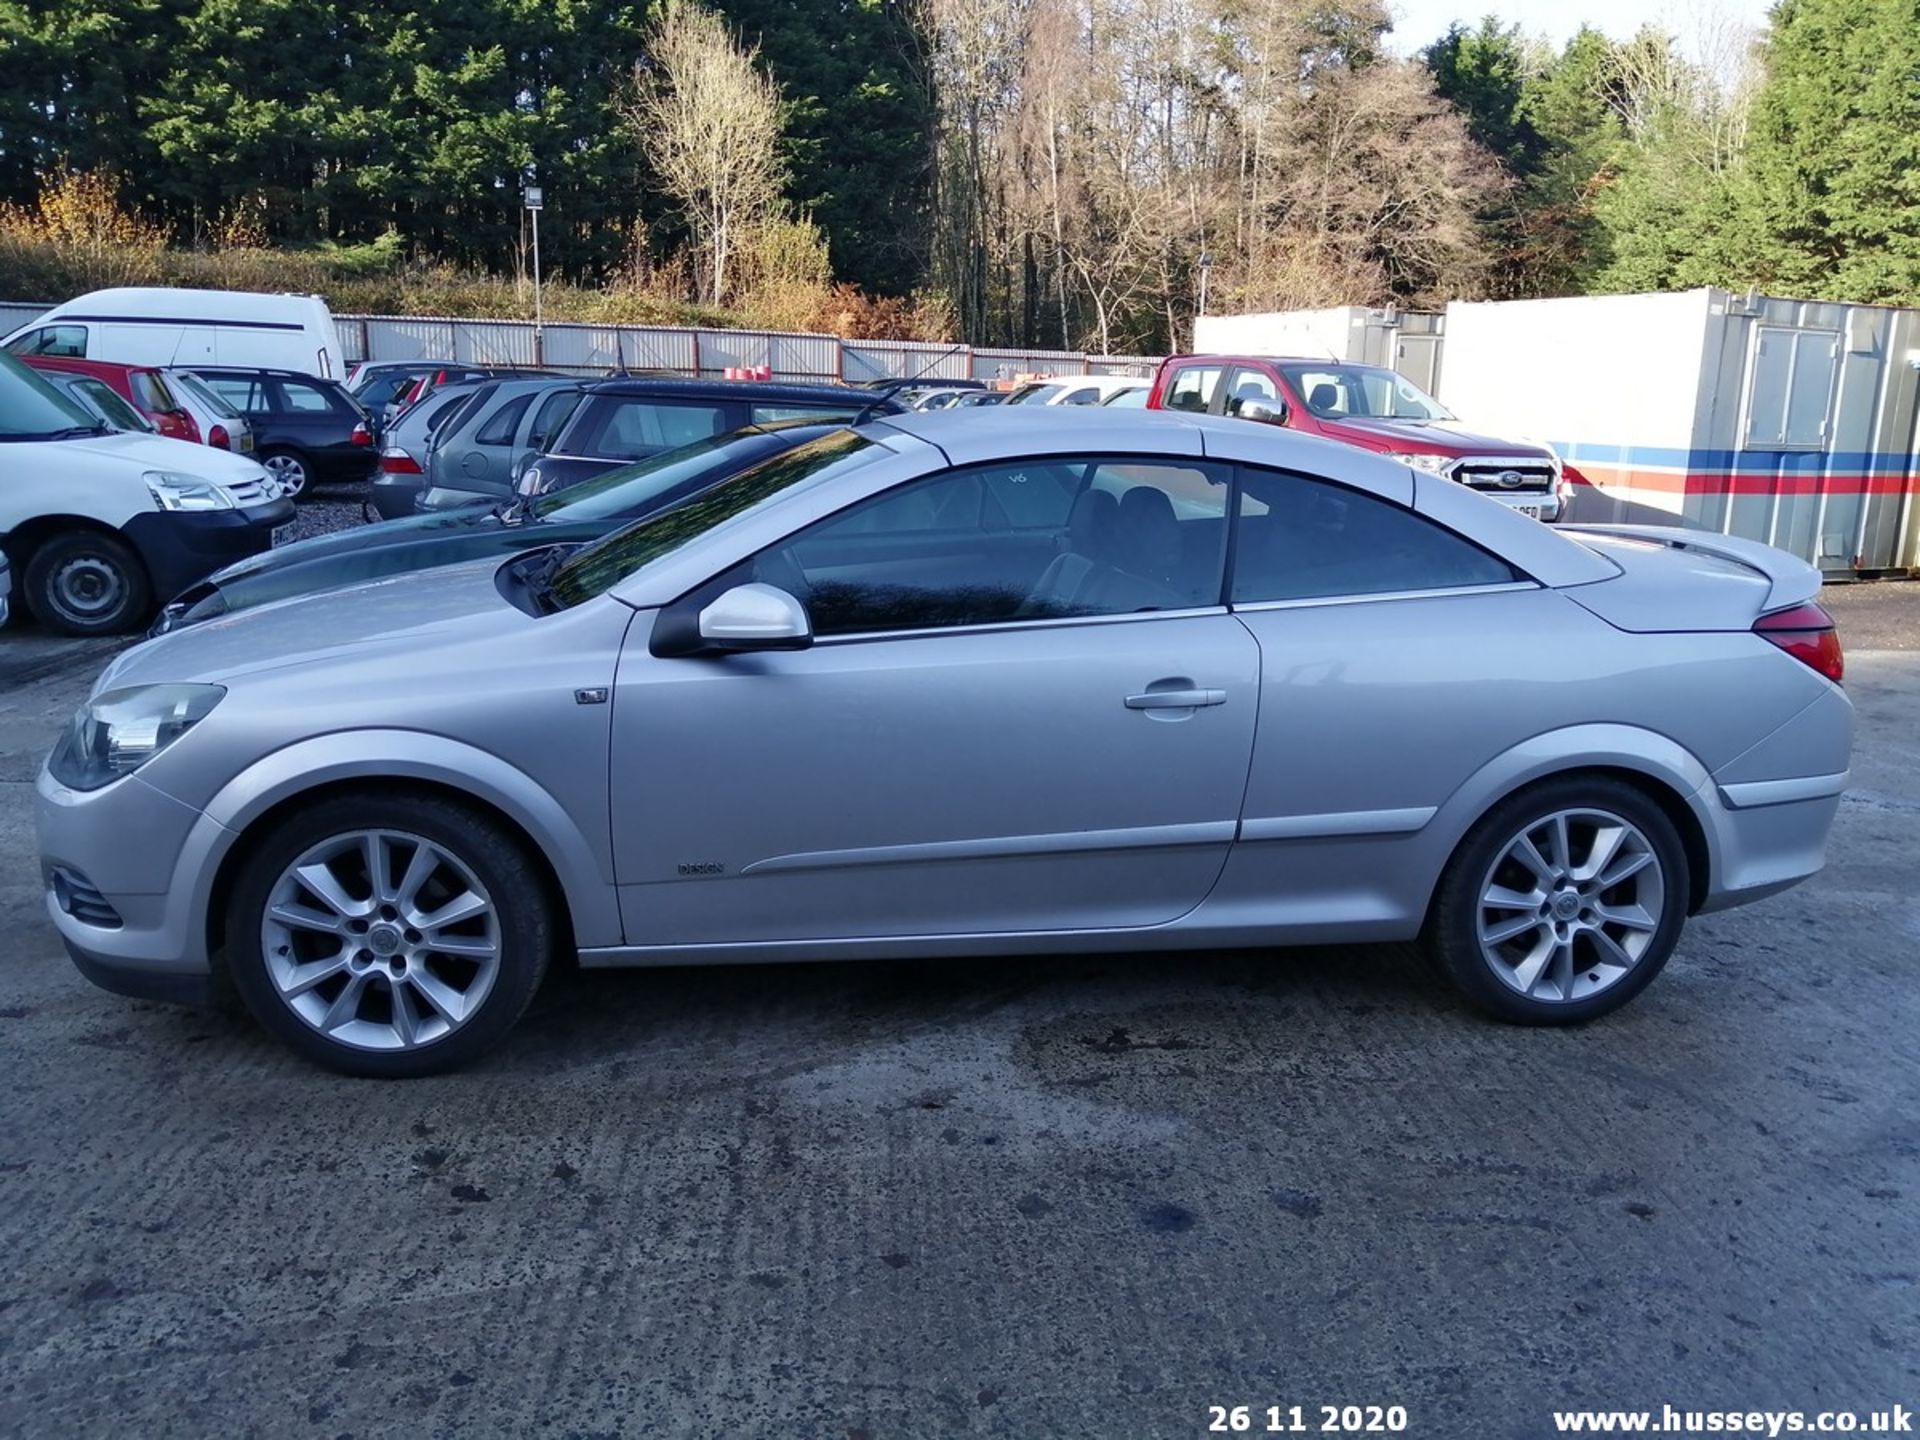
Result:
[21, 356, 205, 445]
[1147, 354, 1570, 521]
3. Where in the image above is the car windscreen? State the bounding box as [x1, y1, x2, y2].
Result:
[1005, 382, 1065, 405]
[0, 353, 101, 440]
[1277, 363, 1453, 421]
[546, 428, 882, 608]
[532, 426, 825, 523]
[63, 376, 153, 431]
[353, 371, 428, 409]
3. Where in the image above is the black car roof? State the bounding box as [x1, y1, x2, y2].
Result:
[579, 377, 903, 408]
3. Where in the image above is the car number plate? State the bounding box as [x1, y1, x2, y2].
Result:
[1512, 504, 1543, 520]
[271, 522, 297, 548]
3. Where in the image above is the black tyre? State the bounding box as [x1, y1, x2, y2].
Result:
[1427, 775, 1690, 1025]
[260, 448, 311, 498]
[225, 792, 555, 1077]
[23, 529, 152, 635]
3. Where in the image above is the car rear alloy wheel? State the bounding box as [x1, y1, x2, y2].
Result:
[1428, 777, 1689, 1024]
[261, 450, 309, 497]
[262, 829, 502, 1053]
[1475, 808, 1665, 1004]
[229, 794, 552, 1076]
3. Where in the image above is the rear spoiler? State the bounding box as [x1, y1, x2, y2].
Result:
[1559, 524, 1823, 613]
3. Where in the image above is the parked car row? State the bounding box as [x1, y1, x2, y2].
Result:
[35, 403, 1851, 1078]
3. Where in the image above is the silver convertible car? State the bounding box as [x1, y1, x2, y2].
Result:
[36, 410, 1851, 1076]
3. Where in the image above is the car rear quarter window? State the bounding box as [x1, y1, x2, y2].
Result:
[130, 372, 177, 412]
[277, 380, 343, 414]
[1230, 466, 1518, 604]
[475, 394, 534, 446]
[573, 396, 732, 460]
[750, 402, 865, 423]
[528, 389, 582, 449]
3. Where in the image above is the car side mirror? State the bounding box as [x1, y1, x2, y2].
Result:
[695, 583, 813, 652]
[1237, 399, 1289, 426]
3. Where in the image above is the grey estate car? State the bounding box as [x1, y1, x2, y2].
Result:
[37, 409, 1852, 1076]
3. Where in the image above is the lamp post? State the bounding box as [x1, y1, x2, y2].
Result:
[1195, 250, 1212, 350]
[523, 178, 544, 362]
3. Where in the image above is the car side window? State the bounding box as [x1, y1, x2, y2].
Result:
[204, 377, 265, 412]
[755, 456, 1232, 638]
[750, 402, 866, 424]
[578, 397, 732, 460]
[1163, 366, 1221, 413]
[1230, 465, 1519, 604]
[1061, 386, 1103, 406]
[475, 394, 533, 446]
[8, 325, 87, 358]
[1223, 367, 1280, 417]
[277, 381, 339, 414]
[527, 389, 581, 449]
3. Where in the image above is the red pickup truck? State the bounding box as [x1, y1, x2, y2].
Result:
[1147, 354, 1569, 522]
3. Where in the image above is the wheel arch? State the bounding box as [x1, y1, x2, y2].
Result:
[1419, 725, 1718, 922]
[194, 731, 621, 969]
[2, 512, 138, 569]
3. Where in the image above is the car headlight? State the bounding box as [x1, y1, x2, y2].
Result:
[47, 684, 226, 791]
[1391, 452, 1453, 475]
[145, 471, 236, 511]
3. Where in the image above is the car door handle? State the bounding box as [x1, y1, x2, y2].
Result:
[1125, 688, 1227, 709]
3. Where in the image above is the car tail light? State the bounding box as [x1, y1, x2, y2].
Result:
[379, 446, 423, 475]
[1754, 602, 1844, 683]
[209, 424, 231, 450]
[350, 421, 373, 447]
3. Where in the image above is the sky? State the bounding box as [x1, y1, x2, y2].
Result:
[1385, 0, 1774, 59]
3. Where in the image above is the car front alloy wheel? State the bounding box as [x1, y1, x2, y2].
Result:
[228, 794, 552, 1076]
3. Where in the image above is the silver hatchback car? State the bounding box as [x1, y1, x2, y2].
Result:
[36, 411, 1852, 1076]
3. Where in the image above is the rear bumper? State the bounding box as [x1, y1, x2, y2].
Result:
[369, 473, 425, 520]
[1695, 773, 1846, 913]
[121, 499, 293, 600]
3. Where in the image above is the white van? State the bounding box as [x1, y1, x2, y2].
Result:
[1, 353, 292, 634]
[2, 288, 346, 380]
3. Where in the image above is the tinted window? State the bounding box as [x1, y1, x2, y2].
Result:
[205, 377, 267, 412]
[749, 402, 866, 424]
[475, 393, 533, 445]
[1230, 466, 1518, 604]
[569, 395, 732, 460]
[549, 429, 880, 607]
[7, 325, 87, 358]
[278, 380, 340, 414]
[1061, 386, 1103, 406]
[1163, 366, 1220, 413]
[532, 427, 813, 522]
[528, 388, 581, 449]
[760, 457, 1230, 638]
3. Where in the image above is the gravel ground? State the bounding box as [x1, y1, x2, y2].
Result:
[0, 559, 1915, 1436]
[285, 477, 383, 545]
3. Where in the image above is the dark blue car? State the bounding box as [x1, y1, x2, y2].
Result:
[152, 421, 839, 633]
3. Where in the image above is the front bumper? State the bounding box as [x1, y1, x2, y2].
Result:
[121, 499, 294, 602]
[35, 765, 230, 1006]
